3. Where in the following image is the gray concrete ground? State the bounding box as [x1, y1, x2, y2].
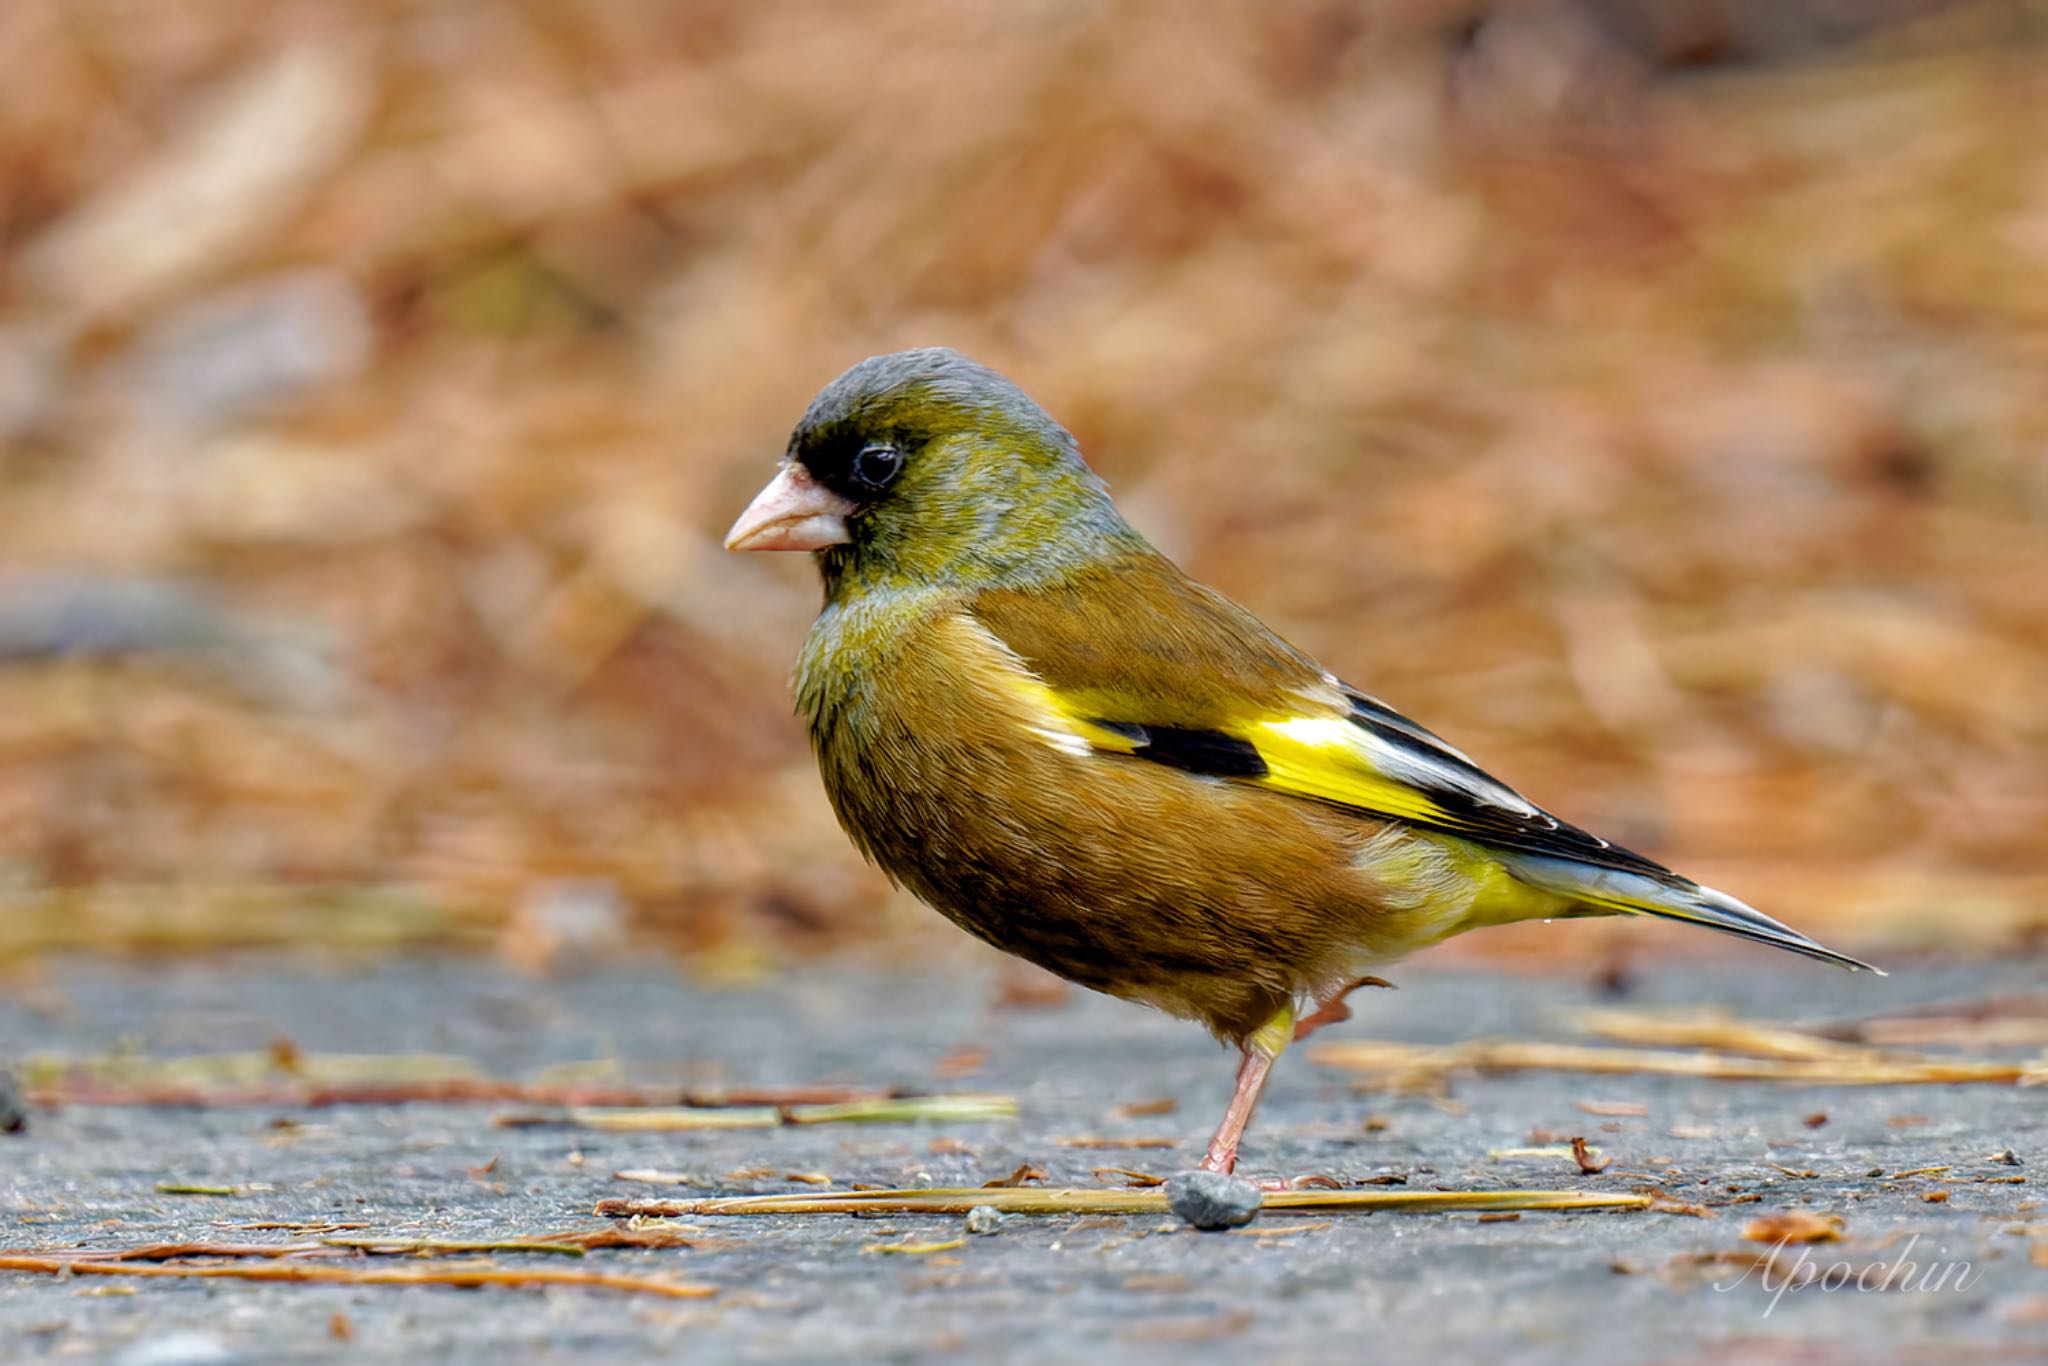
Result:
[1, 954, 2043, 1363]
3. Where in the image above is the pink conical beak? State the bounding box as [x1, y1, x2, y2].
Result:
[725, 463, 858, 552]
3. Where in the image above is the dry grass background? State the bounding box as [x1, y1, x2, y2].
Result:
[0, 0, 2044, 972]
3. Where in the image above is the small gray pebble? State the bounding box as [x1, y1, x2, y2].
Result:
[964, 1204, 1004, 1236]
[1165, 1170, 1262, 1230]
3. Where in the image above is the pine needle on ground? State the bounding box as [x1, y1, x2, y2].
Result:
[597, 1187, 1651, 1219]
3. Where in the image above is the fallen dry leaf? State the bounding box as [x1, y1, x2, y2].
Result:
[1643, 1194, 1713, 1217]
[1121, 1311, 1254, 1343]
[1122, 1274, 1192, 1293]
[1575, 1100, 1648, 1118]
[862, 1239, 966, 1256]
[1571, 1137, 1611, 1175]
[1743, 1210, 1845, 1244]
[981, 1164, 1047, 1189]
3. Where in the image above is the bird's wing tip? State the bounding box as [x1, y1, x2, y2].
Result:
[1810, 945, 1882, 974]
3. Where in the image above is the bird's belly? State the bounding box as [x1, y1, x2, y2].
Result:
[814, 705, 1456, 1038]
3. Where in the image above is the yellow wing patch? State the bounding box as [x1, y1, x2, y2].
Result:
[957, 617, 1529, 838]
[1247, 717, 1461, 826]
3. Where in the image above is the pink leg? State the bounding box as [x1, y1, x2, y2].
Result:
[1198, 990, 1393, 1184]
[1293, 976, 1394, 1042]
[1198, 1004, 1297, 1176]
[1199, 1042, 1280, 1176]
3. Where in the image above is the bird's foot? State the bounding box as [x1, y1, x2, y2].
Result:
[1201, 1141, 1342, 1193]
[1293, 975, 1395, 1041]
[1198, 1142, 1242, 1177]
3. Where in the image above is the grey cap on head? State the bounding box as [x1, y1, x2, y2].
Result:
[794, 348, 1076, 455]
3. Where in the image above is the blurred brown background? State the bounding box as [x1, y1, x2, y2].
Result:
[1, 0, 2043, 975]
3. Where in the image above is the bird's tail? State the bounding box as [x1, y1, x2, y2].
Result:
[1500, 855, 1882, 974]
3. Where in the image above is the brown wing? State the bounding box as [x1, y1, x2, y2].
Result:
[968, 547, 1322, 725]
[969, 546, 1677, 881]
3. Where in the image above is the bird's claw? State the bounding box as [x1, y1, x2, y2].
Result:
[1293, 975, 1395, 1041]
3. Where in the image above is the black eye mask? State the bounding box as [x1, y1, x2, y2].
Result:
[798, 429, 910, 506]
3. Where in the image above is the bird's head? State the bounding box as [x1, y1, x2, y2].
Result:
[725, 348, 1132, 595]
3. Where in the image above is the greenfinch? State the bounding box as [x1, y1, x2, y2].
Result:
[727, 348, 1875, 1177]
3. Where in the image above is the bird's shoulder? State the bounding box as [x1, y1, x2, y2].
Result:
[965, 547, 1322, 728]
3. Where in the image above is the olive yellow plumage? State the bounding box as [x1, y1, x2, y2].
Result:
[727, 347, 1875, 1176]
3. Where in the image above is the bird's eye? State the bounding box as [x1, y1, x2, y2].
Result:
[849, 443, 903, 494]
